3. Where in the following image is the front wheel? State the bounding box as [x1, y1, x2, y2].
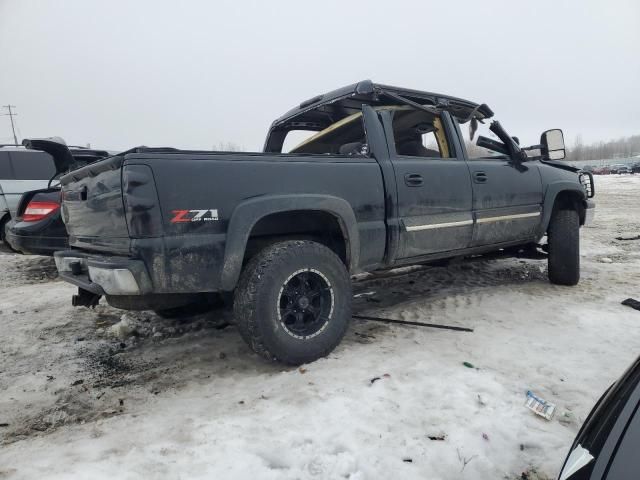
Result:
[547, 208, 580, 286]
[234, 240, 351, 365]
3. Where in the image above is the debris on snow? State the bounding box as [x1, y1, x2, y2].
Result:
[369, 373, 390, 385]
[354, 314, 474, 332]
[598, 257, 613, 263]
[518, 466, 553, 480]
[622, 298, 640, 311]
[353, 291, 376, 298]
[558, 411, 578, 427]
[457, 449, 478, 472]
[525, 391, 556, 420]
[108, 316, 137, 340]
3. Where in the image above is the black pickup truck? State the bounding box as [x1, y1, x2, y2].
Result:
[50, 80, 595, 365]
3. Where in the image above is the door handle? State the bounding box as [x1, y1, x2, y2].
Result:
[473, 171, 488, 183]
[404, 173, 424, 187]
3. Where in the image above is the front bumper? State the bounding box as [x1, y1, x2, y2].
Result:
[584, 199, 595, 226]
[54, 250, 153, 295]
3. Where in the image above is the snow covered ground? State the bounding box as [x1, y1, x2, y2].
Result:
[1, 175, 639, 480]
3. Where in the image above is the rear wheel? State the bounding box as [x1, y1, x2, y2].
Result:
[548, 208, 580, 286]
[234, 240, 351, 365]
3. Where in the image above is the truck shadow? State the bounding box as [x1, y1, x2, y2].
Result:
[352, 255, 548, 312]
[87, 255, 550, 390]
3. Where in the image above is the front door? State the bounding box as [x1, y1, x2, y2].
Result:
[451, 118, 544, 246]
[466, 160, 543, 246]
[384, 108, 474, 259]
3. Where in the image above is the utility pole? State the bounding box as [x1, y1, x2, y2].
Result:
[2, 105, 18, 145]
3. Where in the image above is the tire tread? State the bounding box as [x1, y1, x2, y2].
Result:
[234, 240, 351, 364]
[548, 208, 580, 286]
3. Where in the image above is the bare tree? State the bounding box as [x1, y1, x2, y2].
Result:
[566, 134, 640, 161]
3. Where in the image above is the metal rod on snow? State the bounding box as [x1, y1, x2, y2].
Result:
[352, 315, 474, 332]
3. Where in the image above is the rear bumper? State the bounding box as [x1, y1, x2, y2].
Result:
[6, 228, 68, 256]
[57, 233, 228, 295]
[54, 250, 153, 295]
[5, 214, 69, 256]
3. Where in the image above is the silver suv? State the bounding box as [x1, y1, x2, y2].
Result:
[0, 146, 56, 246]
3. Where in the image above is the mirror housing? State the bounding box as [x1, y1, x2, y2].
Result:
[541, 129, 565, 160]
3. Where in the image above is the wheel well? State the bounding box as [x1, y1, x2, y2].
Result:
[243, 210, 349, 268]
[552, 190, 586, 225]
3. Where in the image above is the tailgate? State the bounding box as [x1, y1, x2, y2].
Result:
[60, 155, 130, 253]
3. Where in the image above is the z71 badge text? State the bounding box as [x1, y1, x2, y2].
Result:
[170, 209, 219, 223]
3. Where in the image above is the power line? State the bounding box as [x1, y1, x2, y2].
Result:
[2, 105, 18, 145]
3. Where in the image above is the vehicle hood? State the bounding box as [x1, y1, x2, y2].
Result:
[541, 160, 581, 173]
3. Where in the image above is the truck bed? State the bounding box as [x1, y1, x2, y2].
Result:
[59, 149, 387, 293]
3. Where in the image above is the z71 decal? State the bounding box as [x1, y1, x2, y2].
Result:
[171, 209, 219, 223]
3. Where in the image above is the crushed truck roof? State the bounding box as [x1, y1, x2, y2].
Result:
[271, 80, 493, 130]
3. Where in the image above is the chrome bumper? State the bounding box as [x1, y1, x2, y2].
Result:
[54, 250, 152, 295]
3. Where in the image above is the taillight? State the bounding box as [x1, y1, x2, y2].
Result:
[23, 200, 60, 222]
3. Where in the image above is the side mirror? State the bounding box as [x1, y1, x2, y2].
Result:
[541, 129, 565, 160]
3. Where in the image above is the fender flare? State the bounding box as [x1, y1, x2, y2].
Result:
[220, 194, 359, 290]
[540, 182, 587, 232]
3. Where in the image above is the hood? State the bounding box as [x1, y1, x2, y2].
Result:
[542, 159, 581, 173]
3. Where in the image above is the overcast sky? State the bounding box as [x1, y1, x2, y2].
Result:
[1, 0, 638, 151]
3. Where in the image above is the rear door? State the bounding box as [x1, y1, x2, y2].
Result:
[385, 108, 474, 259]
[453, 121, 543, 246]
